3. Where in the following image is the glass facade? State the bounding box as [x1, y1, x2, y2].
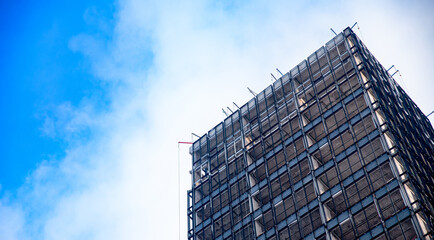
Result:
[187, 27, 434, 240]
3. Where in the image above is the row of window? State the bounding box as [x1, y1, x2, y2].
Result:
[194, 69, 365, 191]
[195, 132, 390, 233]
[361, 46, 434, 222]
[194, 93, 377, 205]
[193, 33, 357, 165]
[245, 90, 369, 170]
[197, 182, 412, 240]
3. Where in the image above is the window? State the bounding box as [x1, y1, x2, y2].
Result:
[388, 217, 416, 240]
[319, 87, 340, 112]
[341, 55, 353, 73]
[345, 94, 367, 119]
[324, 191, 347, 220]
[232, 199, 250, 224]
[261, 112, 278, 137]
[306, 122, 326, 147]
[267, 150, 286, 176]
[352, 115, 376, 141]
[230, 177, 248, 201]
[245, 124, 260, 148]
[285, 142, 297, 162]
[353, 203, 381, 235]
[214, 216, 223, 237]
[255, 210, 274, 236]
[211, 171, 221, 192]
[247, 140, 264, 161]
[368, 162, 394, 191]
[222, 212, 231, 232]
[251, 163, 267, 184]
[300, 208, 322, 236]
[196, 202, 211, 226]
[263, 210, 274, 232]
[230, 182, 239, 201]
[275, 81, 285, 106]
[325, 108, 346, 133]
[339, 74, 359, 98]
[334, 65, 346, 82]
[314, 72, 334, 97]
[309, 57, 321, 77]
[234, 224, 254, 240]
[254, 185, 271, 205]
[210, 153, 223, 174]
[281, 116, 300, 142]
[294, 137, 306, 155]
[220, 190, 229, 208]
[318, 49, 329, 68]
[263, 126, 282, 153]
[212, 194, 221, 213]
[278, 227, 290, 240]
[195, 179, 210, 203]
[328, 46, 339, 62]
[228, 159, 237, 180]
[278, 104, 289, 122]
[203, 225, 212, 240]
[257, 96, 267, 118]
[275, 195, 295, 223]
[283, 77, 293, 101]
[345, 175, 371, 207]
[337, 151, 362, 180]
[297, 86, 316, 109]
[224, 120, 234, 146]
[331, 218, 355, 240]
[295, 182, 316, 208]
[378, 188, 405, 220]
[290, 158, 310, 183]
[331, 129, 354, 156]
[236, 155, 245, 174]
[318, 166, 339, 194]
[301, 102, 320, 125]
[360, 137, 384, 164]
[270, 172, 290, 198]
[311, 143, 333, 169]
[289, 221, 301, 240]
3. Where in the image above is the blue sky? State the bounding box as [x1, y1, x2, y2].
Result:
[0, 0, 433, 239]
[0, 0, 115, 191]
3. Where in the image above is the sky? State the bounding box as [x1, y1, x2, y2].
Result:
[0, 0, 433, 239]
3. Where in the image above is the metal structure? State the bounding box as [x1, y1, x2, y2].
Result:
[187, 27, 434, 240]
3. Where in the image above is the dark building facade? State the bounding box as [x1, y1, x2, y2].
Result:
[187, 27, 434, 240]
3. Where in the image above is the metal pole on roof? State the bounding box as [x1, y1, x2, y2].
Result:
[351, 22, 358, 29]
[330, 28, 337, 36]
[276, 68, 283, 76]
[355, 22, 365, 42]
[247, 87, 257, 97]
[233, 102, 240, 109]
[222, 108, 229, 117]
[388, 65, 408, 93]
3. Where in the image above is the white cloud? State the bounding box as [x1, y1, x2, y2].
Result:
[0, 200, 25, 240]
[1, 0, 433, 239]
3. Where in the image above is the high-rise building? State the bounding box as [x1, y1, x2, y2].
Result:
[187, 27, 433, 240]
